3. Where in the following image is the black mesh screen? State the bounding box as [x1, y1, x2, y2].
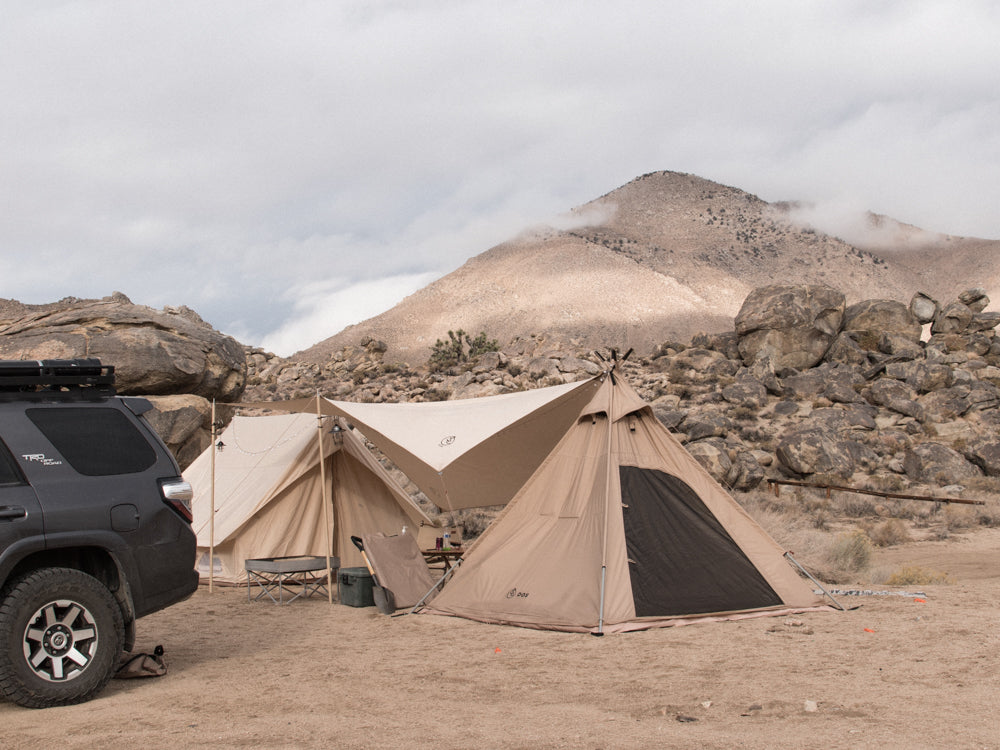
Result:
[27, 407, 157, 476]
[620, 466, 782, 617]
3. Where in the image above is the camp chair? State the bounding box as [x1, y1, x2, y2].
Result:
[359, 532, 439, 611]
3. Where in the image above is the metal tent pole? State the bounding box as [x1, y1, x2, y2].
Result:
[595, 369, 616, 636]
[209, 399, 216, 594]
[316, 392, 334, 604]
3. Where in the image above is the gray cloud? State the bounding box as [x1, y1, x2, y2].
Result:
[2, 1, 998, 355]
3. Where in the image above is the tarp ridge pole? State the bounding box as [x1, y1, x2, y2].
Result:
[209, 399, 216, 594]
[316, 392, 334, 604]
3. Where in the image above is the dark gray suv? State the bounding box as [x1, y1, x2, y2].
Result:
[0, 359, 198, 707]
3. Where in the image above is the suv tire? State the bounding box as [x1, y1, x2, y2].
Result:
[0, 568, 125, 708]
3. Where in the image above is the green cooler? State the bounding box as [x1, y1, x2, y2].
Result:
[338, 567, 375, 607]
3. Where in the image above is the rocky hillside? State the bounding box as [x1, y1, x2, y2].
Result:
[247, 285, 1000, 533]
[298, 171, 1000, 364]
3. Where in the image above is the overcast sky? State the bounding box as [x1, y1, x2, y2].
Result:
[2, 1, 998, 356]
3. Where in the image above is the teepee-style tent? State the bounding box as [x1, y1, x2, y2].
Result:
[419, 372, 829, 633]
[185, 411, 432, 584]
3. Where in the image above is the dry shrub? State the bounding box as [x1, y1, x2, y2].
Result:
[944, 504, 977, 531]
[863, 473, 906, 493]
[738, 490, 853, 582]
[868, 518, 911, 547]
[828, 529, 873, 573]
[974, 503, 1000, 527]
[447, 507, 501, 540]
[883, 565, 953, 586]
[835, 492, 878, 518]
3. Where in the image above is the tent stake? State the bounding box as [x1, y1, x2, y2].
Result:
[784, 552, 846, 611]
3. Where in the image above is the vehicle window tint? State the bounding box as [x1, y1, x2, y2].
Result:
[0, 439, 25, 485]
[26, 407, 157, 476]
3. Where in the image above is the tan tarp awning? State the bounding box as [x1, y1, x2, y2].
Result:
[242, 376, 603, 510]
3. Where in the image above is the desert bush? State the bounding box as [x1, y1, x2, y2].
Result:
[429, 329, 499, 371]
[446, 507, 501, 540]
[944, 504, 977, 531]
[828, 529, 873, 573]
[836, 492, 878, 518]
[729, 405, 757, 421]
[420, 388, 452, 402]
[883, 565, 953, 586]
[974, 503, 1000, 527]
[869, 518, 911, 547]
[863, 473, 906, 493]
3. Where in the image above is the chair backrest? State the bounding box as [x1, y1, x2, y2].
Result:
[361, 531, 438, 609]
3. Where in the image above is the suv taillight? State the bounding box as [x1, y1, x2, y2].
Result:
[160, 478, 194, 522]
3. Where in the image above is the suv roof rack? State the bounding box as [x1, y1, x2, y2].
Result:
[0, 359, 116, 398]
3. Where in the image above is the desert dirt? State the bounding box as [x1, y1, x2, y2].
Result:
[4, 529, 999, 750]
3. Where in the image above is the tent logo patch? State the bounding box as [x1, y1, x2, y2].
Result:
[439, 435, 456, 447]
[506, 588, 528, 599]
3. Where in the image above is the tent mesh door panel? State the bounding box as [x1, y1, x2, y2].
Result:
[620, 466, 782, 617]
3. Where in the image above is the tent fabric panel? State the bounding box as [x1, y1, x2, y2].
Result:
[197, 462, 331, 583]
[331, 449, 419, 570]
[338, 428, 434, 528]
[188, 413, 323, 545]
[620, 466, 782, 617]
[423, 416, 620, 629]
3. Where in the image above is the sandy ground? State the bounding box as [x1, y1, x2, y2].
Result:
[4, 529, 1000, 750]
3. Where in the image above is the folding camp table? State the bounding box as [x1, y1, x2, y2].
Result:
[244, 556, 338, 604]
[420, 548, 463, 574]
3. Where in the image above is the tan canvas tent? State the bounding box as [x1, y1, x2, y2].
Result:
[185, 412, 432, 584]
[419, 373, 830, 633]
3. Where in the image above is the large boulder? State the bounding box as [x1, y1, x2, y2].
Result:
[902, 443, 982, 484]
[775, 427, 855, 478]
[685, 438, 732, 484]
[931, 300, 974, 335]
[842, 299, 921, 349]
[735, 285, 845, 370]
[0, 294, 246, 401]
[143, 394, 213, 469]
[966, 441, 1000, 477]
[909, 292, 939, 324]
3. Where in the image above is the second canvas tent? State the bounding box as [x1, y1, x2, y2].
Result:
[185, 411, 432, 584]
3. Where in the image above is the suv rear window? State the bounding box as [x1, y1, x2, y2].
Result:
[26, 407, 157, 476]
[0, 439, 25, 485]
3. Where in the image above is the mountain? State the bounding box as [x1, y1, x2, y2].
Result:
[297, 171, 1000, 364]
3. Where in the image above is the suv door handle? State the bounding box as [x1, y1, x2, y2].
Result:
[0, 505, 27, 520]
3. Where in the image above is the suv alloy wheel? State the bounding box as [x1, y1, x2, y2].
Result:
[0, 567, 125, 708]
